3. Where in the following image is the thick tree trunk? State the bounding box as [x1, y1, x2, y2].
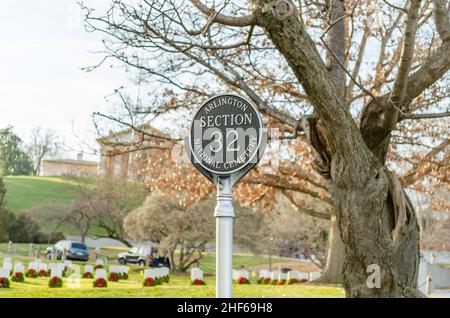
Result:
[312, 215, 344, 284]
[333, 166, 421, 297]
[254, 0, 422, 297]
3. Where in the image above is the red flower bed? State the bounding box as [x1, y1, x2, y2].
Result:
[143, 277, 157, 287]
[48, 276, 63, 288]
[26, 269, 38, 278]
[39, 269, 49, 277]
[11, 272, 24, 282]
[83, 272, 93, 279]
[108, 272, 119, 282]
[191, 279, 205, 285]
[235, 277, 250, 284]
[93, 278, 107, 288]
[0, 277, 10, 288]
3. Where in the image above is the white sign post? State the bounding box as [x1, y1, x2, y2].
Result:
[187, 94, 266, 298]
[214, 176, 234, 298]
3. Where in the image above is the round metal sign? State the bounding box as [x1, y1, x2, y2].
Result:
[189, 94, 264, 175]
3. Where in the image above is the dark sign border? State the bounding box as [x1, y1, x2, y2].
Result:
[188, 94, 264, 175]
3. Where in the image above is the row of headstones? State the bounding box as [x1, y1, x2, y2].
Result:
[0, 258, 173, 289]
[1, 259, 71, 283]
[1, 257, 128, 281]
[188, 268, 321, 286]
[5, 241, 42, 258]
[2, 258, 66, 276]
[256, 269, 321, 284]
[141, 267, 171, 287]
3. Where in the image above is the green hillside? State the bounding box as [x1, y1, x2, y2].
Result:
[2, 176, 81, 214]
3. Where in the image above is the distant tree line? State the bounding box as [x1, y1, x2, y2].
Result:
[0, 127, 33, 176]
[0, 126, 60, 177]
[0, 177, 63, 243]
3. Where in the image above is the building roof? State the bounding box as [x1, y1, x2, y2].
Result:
[42, 159, 99, 166]
[96, 123, 172, 145]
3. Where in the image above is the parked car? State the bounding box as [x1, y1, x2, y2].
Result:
[118, 245, 170, 268]
[45, 240, 89, 261]
[118, 245, 152, 267]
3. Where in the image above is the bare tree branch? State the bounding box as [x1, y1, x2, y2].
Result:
[399, 111, 450, 120]
[401, 138, 450, 186]
[390, 0, 421, 109]
[433, 0, 450, 42]
[190, 0, 257, 27]
[282, 190, 331, 220]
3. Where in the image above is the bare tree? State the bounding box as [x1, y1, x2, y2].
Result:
[37, 195, 96, 244]
[26, 127, 60, 176]
[263, 192, 329, 267]
[124, 192, 267, 272]
[82, 0, 450, 297]
[88, 177, 147, 247]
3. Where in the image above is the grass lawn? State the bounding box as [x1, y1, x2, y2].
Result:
[3, 176, 82, 214]
[2, 176, 122, 236]
[0, 250, 344, 298]
[0, 266, 343, 298]
[1, 244, 315, 275]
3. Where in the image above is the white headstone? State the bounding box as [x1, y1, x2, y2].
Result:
[144, 269, 156, 279]
[28, 262, 38, 271]
[3, 262, 12, 272]
[96, 259, 104, 266]
[56, 263, 65, 272]
[232, 269, 238, 280]
[64, 260, 72, 267]
[38, 263, 48, 272]
[238, 270, 250, 279]
[95, 269, 107, 280]
[259, 269, 269, 279]
[119, 266, 129, 274]
[299, 272, 309, 281]
[309, 271, 321, 280]
[271, 271, 279, 280]
[287, 271, 301, 281]
[34, 258, 42, 264]
[84, 265, 94, 274]
[161, 267, 169, 277]
[109, 265, 120, 273]
[3, 257, 12, 264]
[190, 267, 203, 281]
[14, 263, 25, 274]
[278, 271, 288, 281]
[0, 268, 10, 278]
[50, 269, 63, 278]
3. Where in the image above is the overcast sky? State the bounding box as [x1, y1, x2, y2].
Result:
[0, 0, 134, 160]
